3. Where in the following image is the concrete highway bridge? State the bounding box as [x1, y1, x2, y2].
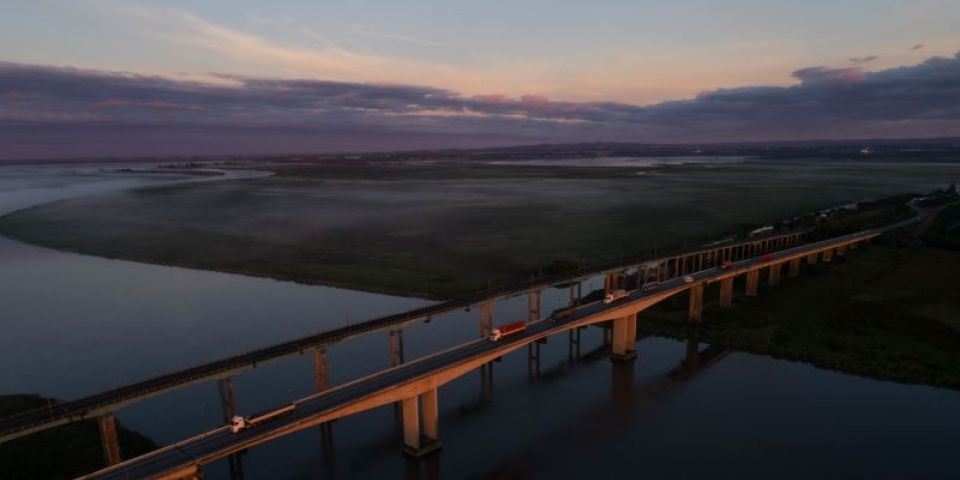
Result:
[0, 228, 812, 445]
[71, 223, 895, 479]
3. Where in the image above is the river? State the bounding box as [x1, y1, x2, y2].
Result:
[1, 163, 958, 479]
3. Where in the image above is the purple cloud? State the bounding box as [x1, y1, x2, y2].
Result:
[849, 55, 879, 65]
[1, 51, 959, 159]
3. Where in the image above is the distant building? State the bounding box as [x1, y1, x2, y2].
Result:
[860, 146, 873, 155]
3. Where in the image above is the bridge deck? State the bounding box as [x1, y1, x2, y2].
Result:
[79, 227, 886, 480]
[0, 229, 812, 442]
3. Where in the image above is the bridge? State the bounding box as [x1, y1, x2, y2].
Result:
[74, 223, 895, 479]
[0, 229, 811, 445]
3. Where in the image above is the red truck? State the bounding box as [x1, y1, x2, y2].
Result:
[489, 321, 526, 341]
[761, 254, 776, 261]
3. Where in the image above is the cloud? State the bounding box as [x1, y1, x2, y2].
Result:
[849, 55, 879, 65]
[792, 66, 866, 84]
[1, 50, 959, 158]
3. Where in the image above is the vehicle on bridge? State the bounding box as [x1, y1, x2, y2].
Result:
[604, 289, 629, 304]
[489, 321, 526, 341]
[230, 415, 250, 433]
[721, 260, 733, 270]
[761, 253, 776, 261]
[230, 404, 297, 434]
[549, 305, 578, 323]
[642, 282, 659, 292]
[683, 275, 695, 283]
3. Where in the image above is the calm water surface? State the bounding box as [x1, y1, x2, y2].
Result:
[1, 163, 958, 479]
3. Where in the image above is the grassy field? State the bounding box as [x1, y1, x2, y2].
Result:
[638, 232, 960, 390]
[0, 395, 156, 479]
[1, 156, 959, 298]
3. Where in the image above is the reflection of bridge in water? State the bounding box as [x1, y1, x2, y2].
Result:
[70, 223, 896, 479]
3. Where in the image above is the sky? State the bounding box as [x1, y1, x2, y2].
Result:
[1, 0, 959, 159]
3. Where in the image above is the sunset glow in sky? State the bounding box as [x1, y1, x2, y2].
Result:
[2, 0, 959, 158]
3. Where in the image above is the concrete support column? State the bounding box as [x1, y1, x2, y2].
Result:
[313, 348, 330, 392]
[568, 282, 581, 306]
[688, 283, 703, 323]
[389, 329, 405, 367]
[807, 253, 818, 265]
[401, 396, 420, 455]
[401, 394, 442, 458]
[527, 290, 541, 322]
[823, 249, 833, 263]
[769, 263, 782, 286]
[420, 389, 439, 442]
[789, 258, 801, 277]
[218, 378, 236, 424]
[745, 269, 760, 297]
[478, 300, 493, 338]
[98, 414, 122, 466]
[528, 342, 541, 381]
[719, 278, 734, 308]
[611, 313, 638, 362]
[568, 327, 582, 359]
[837, 245, 847, 256]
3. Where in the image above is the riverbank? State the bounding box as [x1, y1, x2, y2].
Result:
[638, 235, 960, 390]
[0, 395, 156, 479]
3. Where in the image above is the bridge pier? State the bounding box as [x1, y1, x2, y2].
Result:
[218, 378, 237, 424]
[745, 269, 759, 297]
[165, 465, 203, 480]
[312, 347, 334, 455]
[768, 263, 782, 287]
[390, 329, 405, 367]
[789, 258, 801, 277]
[806, 253, 818, 265]
[823, 248, 833, 263]
[568, 282, 581, 306]
[313, 348, 330, 391]
[718, 278, 734, 308]
[227, 453, 245, 480]
[528, 341, 542, 380]
[568, 327, 582, 359]
[527, 290, 541, 322]
[837, 245, 846, 256]
[478, 300, 493, 338]
[401, 391, 442, 458]
[611, 313, 638, 362]
[97, 414, 122, 466]
[688, 283, 703, 322]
